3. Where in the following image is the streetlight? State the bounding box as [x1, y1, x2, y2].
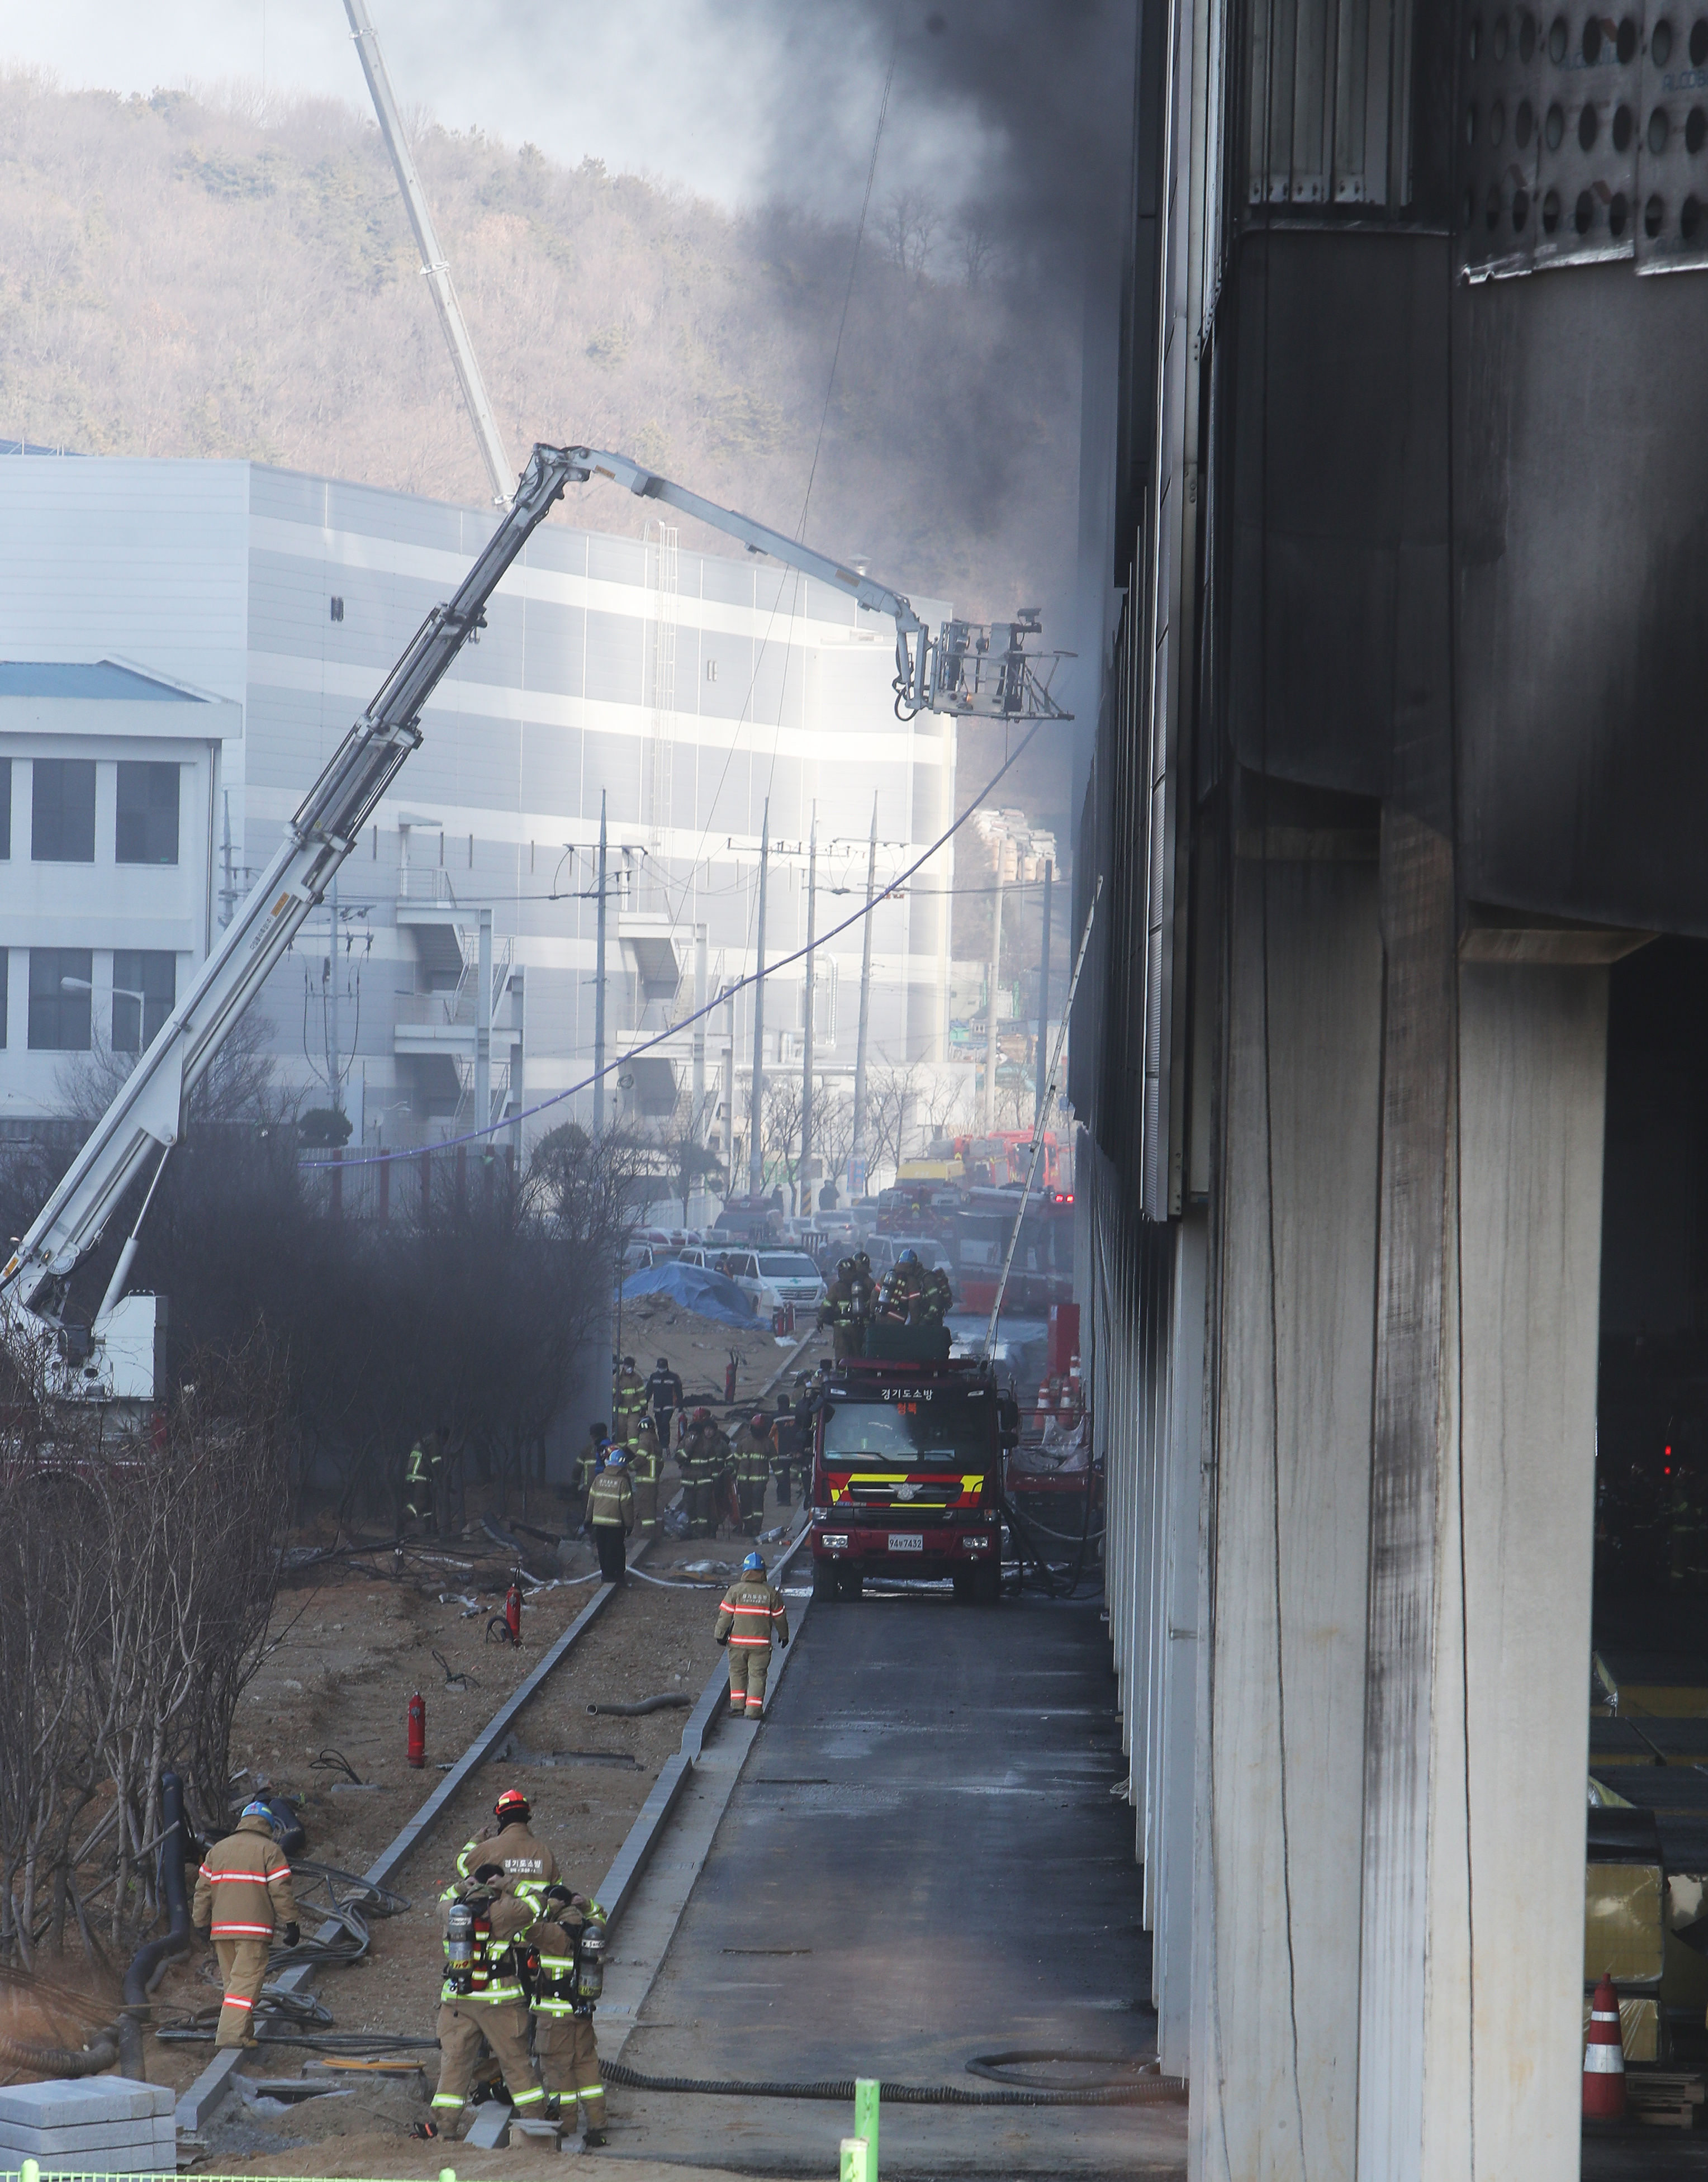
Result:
[62, 976, 149, 1051]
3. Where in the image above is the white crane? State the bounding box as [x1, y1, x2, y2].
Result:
[1, 445, 1068, 1402]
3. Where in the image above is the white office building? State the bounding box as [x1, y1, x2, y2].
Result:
[0, 455, 956, 1188]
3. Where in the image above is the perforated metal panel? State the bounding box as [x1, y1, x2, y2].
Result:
[1635, 13, 1708, 270]
[1460, 8, 1708, 277]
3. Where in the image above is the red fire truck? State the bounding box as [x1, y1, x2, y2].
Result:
[807, 1354, 1019, 1604]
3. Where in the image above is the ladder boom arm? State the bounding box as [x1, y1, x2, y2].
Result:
[2, 444, 579, 1315]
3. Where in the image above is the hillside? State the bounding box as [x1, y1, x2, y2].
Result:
[0, 69, 1078, 634]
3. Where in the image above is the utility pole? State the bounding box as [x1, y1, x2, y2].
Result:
[593, 792, 608, 1139]
[328, 872, 341, 1116]
[983, 860, 1004, 1133]
[748, 801, 770, 1203]
[476, 904, 492, 1139]
[1035, 857, 1052, 1130]
[692, 923, 708, 1139]
[341, 0, 514, 505]
[800, 808, 817, 1217]
[851, 796, 877, 1187]
[724, 983, 738, 1180]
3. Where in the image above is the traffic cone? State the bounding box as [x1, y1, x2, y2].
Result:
[1583, 1972, 1626, 2121]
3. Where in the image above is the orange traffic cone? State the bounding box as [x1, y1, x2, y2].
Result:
[1582, 1972, 1626, 2121]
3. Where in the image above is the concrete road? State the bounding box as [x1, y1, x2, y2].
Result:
[610, 1582, 1187, 2178]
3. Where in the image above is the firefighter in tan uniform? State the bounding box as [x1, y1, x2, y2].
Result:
[423, 1790, 554, 2138]
[191, 1801, 299, 2048]
[612, 1356, 648, 1449]
[714, 1552, 791, 1719]
[520, 1882, 610, 2143]
[733, 1415, 771, 1537]
[630, 1414, 663, 1539]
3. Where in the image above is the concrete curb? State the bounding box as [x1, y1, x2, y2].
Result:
[596, 1521, 813, 1933]
[178, 1541, 653, 2135]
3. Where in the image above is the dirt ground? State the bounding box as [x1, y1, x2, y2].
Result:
[614, 1291, 828, 1416]
[137, 1421, 812, 2171]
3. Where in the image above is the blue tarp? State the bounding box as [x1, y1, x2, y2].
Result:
[621, 1259, 755, 1327]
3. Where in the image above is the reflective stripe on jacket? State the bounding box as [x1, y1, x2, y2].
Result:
[192, 1813, 296, 1938]
[714, 1578, 790, 1649]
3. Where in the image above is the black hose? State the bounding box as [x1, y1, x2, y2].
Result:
[0, 2027, 120, 2076]
[120, 1766, 194, 2078]
[600, 2060, 1185, 2108]
[587, 1694, 693, 1717]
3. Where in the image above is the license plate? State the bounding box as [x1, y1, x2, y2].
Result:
[889, 1533, 924, 1552]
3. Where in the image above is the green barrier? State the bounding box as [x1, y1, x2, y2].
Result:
[853, 2076, 879, 2173]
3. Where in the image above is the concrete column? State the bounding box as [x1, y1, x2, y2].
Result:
[1191, 850, 1382, 2182]
[1153, 1208, 1206, 2077]
[1413, 960, 1607, 2176]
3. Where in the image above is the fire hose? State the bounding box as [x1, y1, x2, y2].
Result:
[586, 1694, 694, 1717]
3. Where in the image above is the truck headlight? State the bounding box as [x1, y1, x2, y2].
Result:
[819, 1533, 849, 1551]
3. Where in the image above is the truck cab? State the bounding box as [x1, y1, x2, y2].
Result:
[806, 1356, 1016, 1604]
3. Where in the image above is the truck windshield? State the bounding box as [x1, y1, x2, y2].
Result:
[821, 1396, 989, 1467]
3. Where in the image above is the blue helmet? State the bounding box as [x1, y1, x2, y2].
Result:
[605, 1446, 628, 1467]
[743, 1550, 765, 1572]
[898, 1247, 919, 1266]
[240, 1799, 272, 1821]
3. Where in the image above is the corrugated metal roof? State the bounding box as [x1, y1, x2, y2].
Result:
[0, 660, 201, 701]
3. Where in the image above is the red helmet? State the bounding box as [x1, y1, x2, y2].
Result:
[752, 1413, 767, 1431]
[494, 1788, 530, 1827]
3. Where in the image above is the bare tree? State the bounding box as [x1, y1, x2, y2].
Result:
[881, 188, 941, 279]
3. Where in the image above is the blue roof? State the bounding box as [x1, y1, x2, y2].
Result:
[0, 661, 201, 702]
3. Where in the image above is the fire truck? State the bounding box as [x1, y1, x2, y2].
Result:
[950, 1186, 1076, 1320]
[806, 1353, 1019, 1604]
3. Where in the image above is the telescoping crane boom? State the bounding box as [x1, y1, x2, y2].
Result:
[1, 443, 1070, 1404]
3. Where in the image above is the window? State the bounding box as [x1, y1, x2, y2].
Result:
[115, 762, 179, 865]
[112, 950, 176, 1053]
[31, 760, 95, 862]
[29, 949, 92, 1051]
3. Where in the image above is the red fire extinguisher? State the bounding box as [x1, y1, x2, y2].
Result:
[407, 1691, 426, 1769]
[505, 1583, 523, 1645]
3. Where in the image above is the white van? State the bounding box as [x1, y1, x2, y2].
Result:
[722, 1249, 828, 1315]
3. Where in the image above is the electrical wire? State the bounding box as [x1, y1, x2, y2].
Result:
[301, 722, 1041, 1168]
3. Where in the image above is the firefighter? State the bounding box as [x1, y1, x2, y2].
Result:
[819, 1258, 864, 1360]
[879, 1247, 929, 1323]
[679, 1408, 725, 1539]
[404, 1428, 442, 1535]
[423, 1844, 547, 2137]
[613, 1356, 648, 1450]
[734, 1413, 771, 1537]
[916, 1262, 954, 1326]
[630, 1413, 662, 1539]
[714, 1551, 791, 1720]
[584, 1446, 635, 1583]
[647, 1354, 684, 1446]
[191, 1801, 300, 2050]
[521, 1882, 609, 2144]
[455, 1787, 557, 1889]
[771, 1393, 802, 1509]
[570, 1422, 608, 1517]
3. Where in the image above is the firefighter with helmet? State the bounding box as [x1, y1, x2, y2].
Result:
[191, 1800, 299, 2050]
[630, 1412, 663, 1539]
[734, 1413, 771, 1536]
[819, 1258, 864, 1360]
[879, 1248, 929, 1324]
[583, 1445, 636, 1582]
[613, 1355, 648, 1449]
[519, 1880, 610, 2143]
[421, 1791, 557, 2139]
[714, 1552, 791, 1719]
[647, 1354, 684, 1446]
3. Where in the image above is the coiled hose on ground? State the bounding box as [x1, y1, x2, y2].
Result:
[0, 2027, 120, 2077]
[600, 2060, 1187, 2108]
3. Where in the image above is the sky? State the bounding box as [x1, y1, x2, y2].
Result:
[0, 0, 998, 220]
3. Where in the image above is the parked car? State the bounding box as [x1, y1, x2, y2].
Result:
[721, 1249, 828, 1316]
